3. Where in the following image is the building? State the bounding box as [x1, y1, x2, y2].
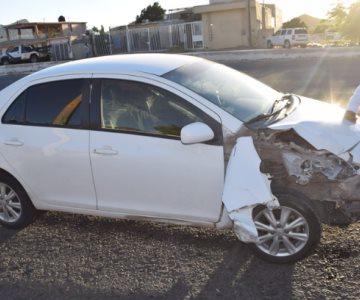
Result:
[194, 0, 282, 49]
[2, 20, 86, 41]
[0, 20, 87, 61]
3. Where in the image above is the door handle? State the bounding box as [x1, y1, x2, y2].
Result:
[93, 148, 118, 155]
[4, 139, 24, 147]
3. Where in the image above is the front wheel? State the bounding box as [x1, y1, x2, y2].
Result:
[267, 41, 273, 49]
[0, 174, 37, 229]
[249, 194, 321, 263]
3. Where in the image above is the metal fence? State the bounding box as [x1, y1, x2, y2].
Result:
[110, 21, 204, 53]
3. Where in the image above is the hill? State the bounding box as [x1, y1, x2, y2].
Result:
[298, 14, 322, 33]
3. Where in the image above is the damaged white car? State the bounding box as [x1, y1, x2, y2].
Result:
[0, 54, 358, 263]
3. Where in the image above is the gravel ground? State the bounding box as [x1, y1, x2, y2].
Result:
[0, 212, 359, 300]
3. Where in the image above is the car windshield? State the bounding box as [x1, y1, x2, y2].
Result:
[162, 60, 281, 123]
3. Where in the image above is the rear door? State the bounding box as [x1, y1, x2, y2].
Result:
[0, 76, 96, 210]
[89, 76, 225, 223]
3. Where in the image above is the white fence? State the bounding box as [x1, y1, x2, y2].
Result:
[110, 21, 204, 53]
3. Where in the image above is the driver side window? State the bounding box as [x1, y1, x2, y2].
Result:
[100, 80, 205, 138]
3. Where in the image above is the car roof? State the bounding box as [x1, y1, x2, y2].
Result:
[31, 53, 202, 79]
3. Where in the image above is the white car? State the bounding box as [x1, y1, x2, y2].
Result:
[0, 54, 359, 263]
[267, 28, 309, 49]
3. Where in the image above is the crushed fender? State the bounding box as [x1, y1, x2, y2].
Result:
[222, 136, 279, 243]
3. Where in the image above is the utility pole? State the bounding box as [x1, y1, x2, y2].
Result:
[247, 0, 252, 47]
[262, 0, 266, 30]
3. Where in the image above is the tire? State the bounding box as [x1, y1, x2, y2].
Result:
[284, 40, 291, 49]
[249, 193, 321, 264]
[2, 58, 9, 65]
[30, 54, 38, 63]
[267, 41, 273, 49]
[0, 174, 37, 229]
[300, 44, 307, 48]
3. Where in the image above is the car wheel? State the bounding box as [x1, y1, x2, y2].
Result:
[0, 174, 37, 229]
[267, 41, 273, 49]
[30, 55, 38, 63]
[249, 194, 321, 263]
[284, 40, 291, 49]
[2, 58, 9, 65]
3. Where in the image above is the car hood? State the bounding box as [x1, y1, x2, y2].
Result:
[269, 96, 360, 160]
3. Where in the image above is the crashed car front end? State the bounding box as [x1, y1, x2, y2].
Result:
[163, 58, 359, 262]
[221, 96, 360, 263]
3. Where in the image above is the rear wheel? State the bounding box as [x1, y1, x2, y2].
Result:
[0, 174, 37, 229]
[30, 54, 38, 63]
[284, 40, 291, 49]
[2, 58, 9, 65]
[249, 194, 321, 263]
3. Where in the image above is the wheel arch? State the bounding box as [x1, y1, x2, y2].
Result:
[0, 167, 37, 208]
[271, 188, 324, 223]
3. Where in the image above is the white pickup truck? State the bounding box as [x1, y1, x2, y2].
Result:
[0, 45, 50, 65]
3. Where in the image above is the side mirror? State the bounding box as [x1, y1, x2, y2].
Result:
[181, 122, 214, 145]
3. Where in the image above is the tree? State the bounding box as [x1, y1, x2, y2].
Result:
[313, 19, 331, 34]
[327, 0, 347, 31]
[342, 1, 360, 42]
[91, 25, 106, 35]
[282, 17, 307, 29]
[135, 2, 165, 24]
[58, 15, 66, 22]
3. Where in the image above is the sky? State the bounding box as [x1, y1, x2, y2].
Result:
[0, 0, 357, 29]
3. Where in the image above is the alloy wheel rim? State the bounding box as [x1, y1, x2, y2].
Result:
[254, 205, 309, 257]
[0, 183, 21, 223]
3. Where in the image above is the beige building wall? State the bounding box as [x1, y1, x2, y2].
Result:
[194, 0, 273, 49]
[61, 23, 86, 37]
[202, 9, 249, 49]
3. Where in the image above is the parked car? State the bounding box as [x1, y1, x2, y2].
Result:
[0, 44, 50, 65]
[0, 54, 359, 263]
[267, 28, 309, 49]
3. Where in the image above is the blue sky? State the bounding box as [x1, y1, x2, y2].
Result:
[0, 0, 356, 29]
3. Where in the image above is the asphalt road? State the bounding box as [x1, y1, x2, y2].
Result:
[0, 55, 359, 299]
[227, 56, 360, 106]
[2, 55, 360, 106]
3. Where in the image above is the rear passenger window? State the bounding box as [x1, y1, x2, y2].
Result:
[295, 29, 307, 34]
[2, 91, 25, 124]
[2, 79, 84, 128]
[26, 80, 83, 127]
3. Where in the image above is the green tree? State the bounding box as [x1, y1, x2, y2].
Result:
[342, 1, 360, 42]
[135, 2, 165, 24]
[282, 17, 307, 29]
[313, 19, 331, 33]
[327, 0, 347, 31]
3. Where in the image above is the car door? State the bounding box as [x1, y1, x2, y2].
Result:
[7, 46, 21, 62]
[0, 76, 97, 210]
[272, 30, 281, 46]
[279, 29, 287, 45]
[89, 77, 225, 223]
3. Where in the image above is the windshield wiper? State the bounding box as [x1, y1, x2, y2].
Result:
[245, 94, 294, 125]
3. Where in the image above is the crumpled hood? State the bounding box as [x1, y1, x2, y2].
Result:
[269, 96, 360, 159]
